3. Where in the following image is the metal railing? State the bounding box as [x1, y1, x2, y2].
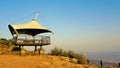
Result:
[14, 35, 50, 45]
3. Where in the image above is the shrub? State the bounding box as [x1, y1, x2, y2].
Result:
[75, 53, 88, 64]
[66, 49, 74, 58]
[12, 46, 20, 52]
[50, 47, 63, 56]
[50, 47, 88, 64]
[0, 38, 9, 45]
[60, 51, 68, 57]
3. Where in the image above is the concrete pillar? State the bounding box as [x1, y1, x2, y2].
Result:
[21, 46, 26, 56]
[18, 45, 21, 55]
[39, 46, 43, 55]
[34, 46, 37, 52]
[19, 45, 21, 51]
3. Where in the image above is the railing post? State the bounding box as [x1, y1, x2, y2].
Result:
[45, 36, 47, 43]
[49, 36, 50, 44]
[41, 36, 43, 44]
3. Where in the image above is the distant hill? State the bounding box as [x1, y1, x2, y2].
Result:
[89, 60, 118, 66]
[87, 52, 120, 67]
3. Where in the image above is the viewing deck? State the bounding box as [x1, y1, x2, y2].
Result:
[8, 14, 53, 55]
[14, 35, 50, 46]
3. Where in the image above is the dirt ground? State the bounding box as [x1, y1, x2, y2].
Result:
[0, 55, 98, 68]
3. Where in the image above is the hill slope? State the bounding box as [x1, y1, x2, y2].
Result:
[0, 55, 97, 68]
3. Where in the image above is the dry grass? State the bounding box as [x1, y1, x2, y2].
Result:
[0, 54, 98, 68]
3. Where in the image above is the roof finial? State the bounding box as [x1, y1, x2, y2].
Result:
[34, 11, 39, 20]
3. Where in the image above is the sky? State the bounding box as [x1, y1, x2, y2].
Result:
[0, 0, 120, 54]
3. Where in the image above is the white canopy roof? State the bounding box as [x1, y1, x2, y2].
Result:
[8, 19, 52, 36]
[11, 20, 47, 30]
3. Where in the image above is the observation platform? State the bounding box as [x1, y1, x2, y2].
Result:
[8, 14, 53, 55]
[15, 35, 50, 46]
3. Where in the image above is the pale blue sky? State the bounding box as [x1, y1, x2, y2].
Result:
[0, 0, 120, 54]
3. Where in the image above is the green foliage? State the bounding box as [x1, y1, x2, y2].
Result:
[0, 38, 9, 45]
[66, 50, 74, 58]
[0, 38, 15, 46]
[50, 47, 88, 64]
[12, 46, 20, 52]
[74, 53, 88, 64]
[60, 51, 68, 57]
[8, 39, 14, 46]
[51, 47, 63, 56]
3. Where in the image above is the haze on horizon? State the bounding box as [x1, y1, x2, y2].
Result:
[0, 0, 120, 54]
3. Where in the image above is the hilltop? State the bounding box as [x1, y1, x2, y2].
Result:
[0, 39, 119, 68]
[0, 55, 97, 68]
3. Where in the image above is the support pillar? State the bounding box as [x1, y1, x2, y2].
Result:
[34, 46, 37, 52]
[39, 45, 43, 55]
[21, 46, 26, 56]
[18, 45, 21, 55]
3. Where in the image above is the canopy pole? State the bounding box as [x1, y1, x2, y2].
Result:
[34, 11, 39, 20]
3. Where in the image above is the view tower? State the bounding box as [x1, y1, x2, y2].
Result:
[8, 12, 53, 54]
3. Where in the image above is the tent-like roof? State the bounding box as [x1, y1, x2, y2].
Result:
[8, 19, 52, 36]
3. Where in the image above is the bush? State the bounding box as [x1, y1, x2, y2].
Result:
[50, 47, 63, 56]
[0, 38, 9, 45]
[50, 47, 88, 64]
[66, 50, 75, 58]
[74, 53, 88, 64]
[12, 46, 20, 52]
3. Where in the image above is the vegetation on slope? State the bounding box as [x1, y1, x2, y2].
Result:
[50, 47, 88, 64]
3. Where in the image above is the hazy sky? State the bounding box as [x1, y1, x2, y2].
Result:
[0, 0, 120, 54]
